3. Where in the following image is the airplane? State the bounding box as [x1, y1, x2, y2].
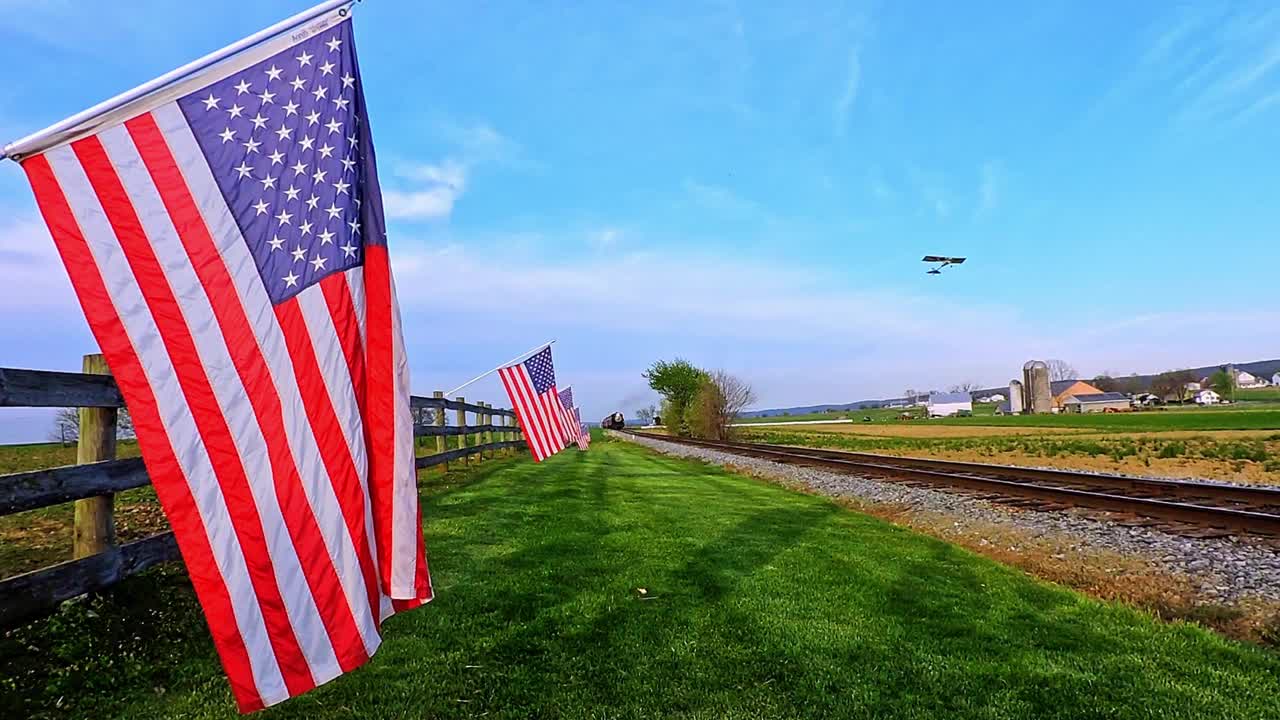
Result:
[922, 255, 966, 275]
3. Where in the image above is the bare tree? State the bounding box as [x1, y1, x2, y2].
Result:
[687, 370, 756, 441]
[48, 406, 134, 445]
[635, 404, 657, 425]
[1046, 359, 1078, 381]
[949, 380, 979, 393]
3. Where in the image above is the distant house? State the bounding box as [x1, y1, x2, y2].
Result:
[1273, 372, 1280, 386]
[1062, 392, 1131, 413]
[977, 393, 1006, 403]
[1050, 380, 1105, 410]
[1235, 369, 1267, 388]
[1132, 393, 1162, 407]
[926, 391, 973, 417]
[1196, 389, 1222, 405]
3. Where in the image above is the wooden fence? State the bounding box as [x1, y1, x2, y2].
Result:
[0, 355, 525, 627]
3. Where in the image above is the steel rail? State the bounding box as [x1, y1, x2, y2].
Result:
[624, 432, 1280, 535]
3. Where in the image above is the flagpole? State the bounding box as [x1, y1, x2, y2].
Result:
[0, 0, 354, 162]
[444, 339, 556, 397]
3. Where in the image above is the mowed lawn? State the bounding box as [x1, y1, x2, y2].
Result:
[5, 437, 1280, 719]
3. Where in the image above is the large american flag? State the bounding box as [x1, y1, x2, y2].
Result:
[497, 346, 568, 462]
[17, 8, 430, 712]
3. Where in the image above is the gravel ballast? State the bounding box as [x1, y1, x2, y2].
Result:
[614, 432, 1280, 605]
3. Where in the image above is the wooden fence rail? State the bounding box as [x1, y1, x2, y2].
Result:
[0, 358, 525, 628]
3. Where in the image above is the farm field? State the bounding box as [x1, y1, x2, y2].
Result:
[738, 421, 1280, 485]
[3, 436, 1279, 719]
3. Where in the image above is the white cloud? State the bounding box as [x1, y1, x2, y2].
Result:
[588, 228, 622, 249]
[383, 160, 468, 220]
[386, 238, 1280, 412]
[834, 47, 861, 138]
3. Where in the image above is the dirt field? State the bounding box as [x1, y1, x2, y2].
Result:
[791, 423, 1094, 438]
[867, 446, 1280, 486]
[797, 423, 1280, 442]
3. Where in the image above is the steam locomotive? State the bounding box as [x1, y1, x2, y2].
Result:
[601, 412, 626, 430]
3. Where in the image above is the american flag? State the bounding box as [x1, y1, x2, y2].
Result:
[557, 387, 579, 444]
[574, 408, 590, 450]
[17, 9, 429, 712]
[497, 346, 568, 462]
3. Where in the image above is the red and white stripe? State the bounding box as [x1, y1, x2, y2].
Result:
[497, 365, 566, 462]
[22, 102, 430, 712]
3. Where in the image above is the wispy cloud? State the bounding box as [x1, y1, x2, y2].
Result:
[588, 227, 622, 249]
[1096, 7, 1280, 131]
[383, 160, 467, 220]
[382, 122, 519, 221]
[906, 166, 952, 218]
[683, 178, 764, 217]
[386, 237, 1280, 409]
[834, 47, 861, 138]
[976, 160, 1003, 216]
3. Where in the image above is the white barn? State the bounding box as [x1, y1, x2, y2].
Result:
[1196, 389, 1221, 405]
[926, 391, 973, 417]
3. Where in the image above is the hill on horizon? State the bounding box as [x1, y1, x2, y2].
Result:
[741, 358, 1280, 418]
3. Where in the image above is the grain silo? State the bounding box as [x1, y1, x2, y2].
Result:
[1022, 360, 1052, 414]
[1008, 379, 1024, 414]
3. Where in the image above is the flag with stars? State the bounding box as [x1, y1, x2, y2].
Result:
[497, 345, 569, 462]
[15, 5, 429, 712]
[556, 387, 579, 444]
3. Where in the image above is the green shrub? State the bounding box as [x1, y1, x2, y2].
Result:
[1157, 442, 1186, 459]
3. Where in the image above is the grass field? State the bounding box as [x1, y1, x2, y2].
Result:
[3, 436, 1279, 719]
[740, 405, 1280, 433]
[1237, 387, 1280, 402]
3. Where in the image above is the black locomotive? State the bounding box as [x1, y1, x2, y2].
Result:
[601, 412, 626, 430]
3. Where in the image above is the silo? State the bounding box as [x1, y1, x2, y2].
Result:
[1008, 379, 1024, 414]
[1022, 360, 1052, 414]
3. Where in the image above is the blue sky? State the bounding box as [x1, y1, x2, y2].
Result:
[2, 1, 1279, 442]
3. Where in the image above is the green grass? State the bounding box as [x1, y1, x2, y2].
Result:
[1237, 387, 1280, 402]
[4, 436, 1278, 718]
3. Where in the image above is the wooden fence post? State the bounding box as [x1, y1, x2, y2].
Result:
[433, 391, 446, 472]
[505, 414, 514, 454]
[74, 353, 117, 559]
[482, 403, 493, 459]
[455, 396, 467, 466]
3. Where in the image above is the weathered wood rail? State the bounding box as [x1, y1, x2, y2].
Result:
[0, 359, 525, 627]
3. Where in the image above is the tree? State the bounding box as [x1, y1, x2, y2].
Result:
[1092, 374, 1119, 392]
[1209, 369, 1236, 399]
[686, 370, 756, 441]
[644, 358, 708, 436]
[49, 406, 135, 445]
[948, 381, 978, 393]
[1046, 359, 1078, 381]
[635, 404, 657, 425]
[1151, 369, 1195, 403]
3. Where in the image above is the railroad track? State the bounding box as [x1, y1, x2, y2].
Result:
[623, 431, 1280, 538]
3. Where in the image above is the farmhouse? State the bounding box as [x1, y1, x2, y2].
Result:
[1061, 392, 1130, 413]
[926, 391, 972, 417]
[1274, 372, 1280, 386]
[1050, 380, 1105, 410]
[1196, 389, 1222, 405]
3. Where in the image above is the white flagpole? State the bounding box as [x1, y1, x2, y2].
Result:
[0, 0, 353, 161]
[444, 339, 556, 397]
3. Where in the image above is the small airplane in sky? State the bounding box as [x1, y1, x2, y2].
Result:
[922, 255, 966, 275]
